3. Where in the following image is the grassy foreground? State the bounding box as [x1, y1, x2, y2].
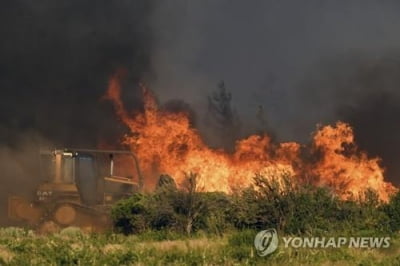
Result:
[0, 227, 399, 265]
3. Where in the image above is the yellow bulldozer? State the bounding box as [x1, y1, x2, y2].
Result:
[8, 148, 143, 231]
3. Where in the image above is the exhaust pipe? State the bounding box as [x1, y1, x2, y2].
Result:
[54, 151, 63, 183]
[109, 154, 114, 176]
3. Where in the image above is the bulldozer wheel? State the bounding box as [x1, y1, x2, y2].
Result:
[53, 204, 76, 226]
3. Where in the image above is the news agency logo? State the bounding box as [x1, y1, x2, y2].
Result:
[254, 228, 279, 256]
[254, 228, 391, 257]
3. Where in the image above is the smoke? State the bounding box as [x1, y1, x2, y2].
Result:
[149, 1, 400, 184]
[0, 0, 155, 147]
[0, 132, 52, 225]
[305, 53, 400, 185]
[162, 99, 197, 127]
[0, 0, 156, 223]
[339, 89, 400, 186]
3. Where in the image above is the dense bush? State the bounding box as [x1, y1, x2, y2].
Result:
[230, 176, 392, 235]
[382, 191, 400, 232]
[112, 173, 234, 235]
[111, 193, 149, 234]
[111, 174, 400, 236]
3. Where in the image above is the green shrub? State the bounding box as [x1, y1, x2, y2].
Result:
[111, 173, 394, 237]
[111, 193, 149, 234]
[382, 191, 400, 232]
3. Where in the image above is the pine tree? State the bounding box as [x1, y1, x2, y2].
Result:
[206, 81, 240, 149]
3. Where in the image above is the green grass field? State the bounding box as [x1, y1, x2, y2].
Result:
[0, 227, 399, 265]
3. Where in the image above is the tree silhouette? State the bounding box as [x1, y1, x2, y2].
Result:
[206, 81, 240, 149]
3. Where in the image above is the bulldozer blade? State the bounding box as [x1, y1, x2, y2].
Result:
[8, 196, 43, 225]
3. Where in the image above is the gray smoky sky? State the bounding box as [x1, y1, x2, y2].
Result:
[0, 0, 155, 221]
[2, 0, 400, 203]
[150, 1, 400, 183]
[150, 1, 400, 139]
[0, 0, 154, 148]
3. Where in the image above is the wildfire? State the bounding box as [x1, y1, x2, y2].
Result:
[104, 75, 396, 202]
[310, 123, 397, 201]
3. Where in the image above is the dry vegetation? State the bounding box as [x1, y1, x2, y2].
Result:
[0, 227, 399, 265]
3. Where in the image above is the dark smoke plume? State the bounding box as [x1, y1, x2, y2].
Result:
[150, 1, 400, 185]
[0, 0, 154, 147]
[0, 0, 156, 223]
[301, 53, 400, 185]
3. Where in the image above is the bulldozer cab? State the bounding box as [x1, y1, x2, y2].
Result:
[37, 149, 143, 205]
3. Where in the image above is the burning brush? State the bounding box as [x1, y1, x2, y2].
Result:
[104, 74, 397, 202]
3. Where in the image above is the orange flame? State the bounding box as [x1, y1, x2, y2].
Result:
[104, 75, 396, 201]
[310, 122, 397, 201]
